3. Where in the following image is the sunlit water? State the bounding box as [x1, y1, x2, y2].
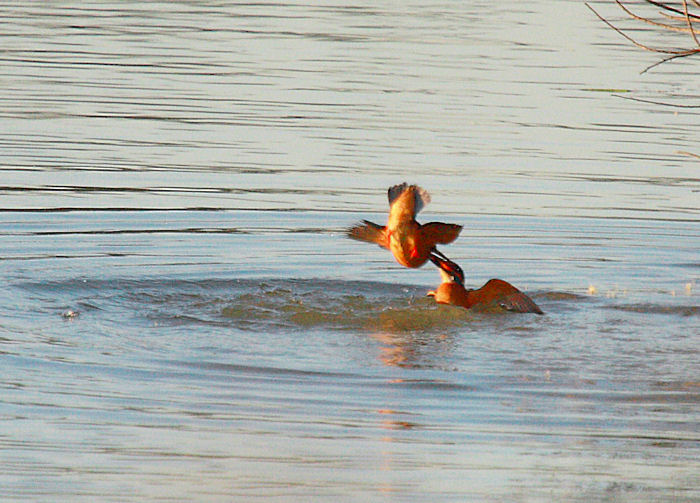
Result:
[1, 1, 698, 502]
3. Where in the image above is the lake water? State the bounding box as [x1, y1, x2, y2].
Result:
[1, 1, 698, 501]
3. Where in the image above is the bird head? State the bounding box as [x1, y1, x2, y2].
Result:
[429, 254, 464, 285]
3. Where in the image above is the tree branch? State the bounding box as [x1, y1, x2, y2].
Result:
[586, 1, 700, 71]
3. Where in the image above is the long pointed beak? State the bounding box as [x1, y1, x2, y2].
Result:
[429, 253, 465, 285]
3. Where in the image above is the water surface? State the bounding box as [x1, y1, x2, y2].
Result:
[1, 1, 698, 502]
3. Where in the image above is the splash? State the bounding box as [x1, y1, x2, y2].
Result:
[221, 281, 469, 333]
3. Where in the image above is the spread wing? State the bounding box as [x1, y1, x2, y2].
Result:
[481, 279, 543, 314]
[388, 183, 431, 215]
[420, 222, 462, 245]
[498, 292, 543, 314]
[472, 278, 543, 314]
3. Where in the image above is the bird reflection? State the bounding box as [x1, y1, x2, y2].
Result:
[368, 331, 452, 368]
[369, 332, 417, 368]
[377, 409, 417, 431]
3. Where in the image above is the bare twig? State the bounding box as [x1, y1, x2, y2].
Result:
[645, 0, 700, 21]
[586, 2, 698, 53]
[616, 0, 700, 33]
[586, 1, 700, 71]
[682, 0, 700, 46]
[641, 50, 698, 72]
[613, 93, 700, 107]
[586, 3, 674, 52]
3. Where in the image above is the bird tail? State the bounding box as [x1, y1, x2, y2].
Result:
[346, 220, 389, 249]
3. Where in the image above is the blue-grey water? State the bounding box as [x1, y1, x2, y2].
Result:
[1, 1, 698, 502]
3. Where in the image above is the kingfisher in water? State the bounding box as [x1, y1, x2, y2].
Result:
[347, 183, 464, 284]
[427, 266, 543, 314]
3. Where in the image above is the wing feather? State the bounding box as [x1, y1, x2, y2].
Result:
[388, 183, 431, 215]
[420, 222, 462, 245]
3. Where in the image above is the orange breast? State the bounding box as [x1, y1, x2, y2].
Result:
[387, 222, 429, 268]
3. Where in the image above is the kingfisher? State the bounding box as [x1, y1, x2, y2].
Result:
[427, 267, 543, 314]
[347, 183, 464, 284]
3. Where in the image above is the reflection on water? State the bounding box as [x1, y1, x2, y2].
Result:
[3, 266, 698, 501]
[0, 1, 699, 502]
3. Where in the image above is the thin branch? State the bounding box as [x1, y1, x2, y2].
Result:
[587, 3, 673, 53]
[682, 0, 700, 46]
[613, 93, 700, 107]
[641, 49, 700, 72]
[644, 0, 700, 20]
[586, 2, 694, 53]
[659, 11, 699, 23]
[618, 0, 700, 34]
[587, 1, 700, 72]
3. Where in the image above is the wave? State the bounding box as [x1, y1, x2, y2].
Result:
[220, 283, 469, 332]
[16, 277, 696, 336]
